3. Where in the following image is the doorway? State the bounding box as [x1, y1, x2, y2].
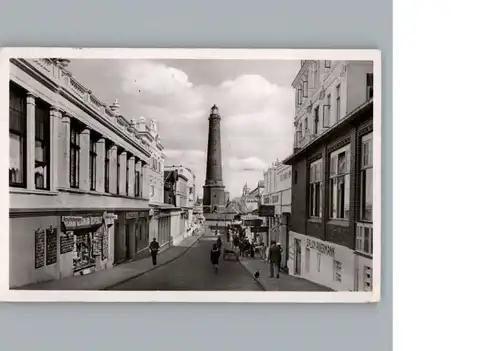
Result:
[294, 238, 302, 275]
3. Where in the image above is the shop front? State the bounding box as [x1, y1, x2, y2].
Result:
[121, 211, 150, 259]
[287, 231, 356, 291]
[60, 214, 109, 277]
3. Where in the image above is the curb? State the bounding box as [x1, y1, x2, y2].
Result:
[238, 259, 268, 291]
[103, 233, 205, 290]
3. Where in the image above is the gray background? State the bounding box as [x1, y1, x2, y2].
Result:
[0, 0, 392, 350]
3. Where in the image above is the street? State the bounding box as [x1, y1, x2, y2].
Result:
[108, 232, 263, 291]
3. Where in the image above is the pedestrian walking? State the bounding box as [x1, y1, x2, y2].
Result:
[210, 243, 221, 274]
[268, 240, 281, 278]
[149, 238, 160, 265]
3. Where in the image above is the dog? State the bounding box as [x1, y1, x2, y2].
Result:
[254, 270, 260, 279]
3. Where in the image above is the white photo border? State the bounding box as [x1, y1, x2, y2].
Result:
[0, 48, 382, 303]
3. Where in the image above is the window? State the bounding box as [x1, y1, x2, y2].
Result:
[308, 158, 323, 217]
[69, 122, 80, 188]
[126, 156, 129, 194]
[313, 106, 319, 135]
[298, 88, 303, 105]
[9, 85, 26, 188]
[134, 169, 140, 197]
[323, 94, 331, 128]
[305, 248, 310, 273]
[304, 118, 308, 131]
[312, 62, 318, 88]
[325, 60, 331, 68]
[329, 145, 350, 219]
[104, 143, 110, 193]
[356, 224, 373, 255]
[334, 260, 342, 282]
[116, 157, 120, 194]
[366, 73, 374, 101]
[295, 89, 300, 107]
[34, 102, 51, 190]
[89, 137, 97, 191]
[317, 252, 321, 272]
[294, 170, 298, 185]
[150, 185, 155, 197]
[336, 84, 341, 122]
[360, 133, 373, 221]
[363, 266, 372, 291]
[303, 80, 308, 98]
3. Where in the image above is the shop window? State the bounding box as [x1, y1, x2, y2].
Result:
[9, 83, 26, 188]
[74, 232, 95, 271]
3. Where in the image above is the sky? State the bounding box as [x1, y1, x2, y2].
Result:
[68, 59, 300, 198]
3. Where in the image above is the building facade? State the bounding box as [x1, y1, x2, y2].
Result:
[262, 161, 292, 268]
[283, 60, 374, 292]
[164, 166, 197, 245]
[9, 58, 152, 288]
[133, 117, 168, 248]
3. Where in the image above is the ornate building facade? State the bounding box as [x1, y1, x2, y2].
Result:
[9, 58, 153, 288]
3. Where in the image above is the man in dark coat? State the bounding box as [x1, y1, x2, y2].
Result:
[149, 238, 160, 265]
[268, 240, 282, 278]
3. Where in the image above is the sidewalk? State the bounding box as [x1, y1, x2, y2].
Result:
[239, 257, 333, 291]
[18, 230, 205, 291]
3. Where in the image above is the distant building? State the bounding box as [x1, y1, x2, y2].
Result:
[164, 166, 197, 245]
[224, 191, 230, 204]
[284, 60, 374, 292]
[262, 160, 292, 269]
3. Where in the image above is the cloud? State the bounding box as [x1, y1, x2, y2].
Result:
[116, 60, 296, 197]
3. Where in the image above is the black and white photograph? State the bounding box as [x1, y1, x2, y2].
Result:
[0, 48, 381, 302]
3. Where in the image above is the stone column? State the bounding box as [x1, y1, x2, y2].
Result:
[59, 113, 71, 189]
[142, 163, 149, 200]
[118, 151, 127, 196]
[26, 92, 36, 190]
[128, 155, 136, 197]
[79, 127, 90, 191]
[96, 138, 106, 193]
[49, 107, 62, 191]
[108, 144, 118, 194]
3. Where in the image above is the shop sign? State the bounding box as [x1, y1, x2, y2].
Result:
[305, 238, 335, 257]
[62, 216, 103, 230]
[139, 212, 147, 218]
[126, 212, 139, 219]
[251, 226, 268, 233]
[103, 214, 118, 221]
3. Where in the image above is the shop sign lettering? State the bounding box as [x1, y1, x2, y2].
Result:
[35, 228, 45, 269]
[305, 238, 335, 257]
[126, 212, 138, 219]
[62, 216, 103, 229]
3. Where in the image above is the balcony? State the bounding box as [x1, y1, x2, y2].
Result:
[293, 129, 318, 151]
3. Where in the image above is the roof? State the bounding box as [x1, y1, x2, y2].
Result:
[283, 100, 373, 165]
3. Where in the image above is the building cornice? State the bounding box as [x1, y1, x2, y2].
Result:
[12, 58, 151, 158]
[284, 99, 373, 165]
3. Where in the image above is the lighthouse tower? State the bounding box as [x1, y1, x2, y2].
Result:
[203, 105, 226, 213]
